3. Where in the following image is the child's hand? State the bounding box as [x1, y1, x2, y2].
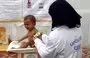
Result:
[16, 39, 21, 43]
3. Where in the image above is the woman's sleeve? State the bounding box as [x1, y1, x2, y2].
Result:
[34, 33, 61, 58]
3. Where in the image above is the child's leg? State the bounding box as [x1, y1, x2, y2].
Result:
[29, 40, 35, 48]
[20, 42, 29, 48]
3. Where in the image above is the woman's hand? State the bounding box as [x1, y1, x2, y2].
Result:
[33, 32, 42, 40]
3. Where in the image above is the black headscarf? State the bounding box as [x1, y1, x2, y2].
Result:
[49, 0, 81, 28]
[56, 0, 65, 1]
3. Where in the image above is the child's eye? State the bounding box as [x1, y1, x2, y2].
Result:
[24, 24, 29, 25]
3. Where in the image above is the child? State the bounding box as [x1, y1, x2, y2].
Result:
[18, 15, 38, 48]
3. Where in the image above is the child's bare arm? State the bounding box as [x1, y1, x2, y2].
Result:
[17, 31, 33, 42]
[18, 34, 28, 42]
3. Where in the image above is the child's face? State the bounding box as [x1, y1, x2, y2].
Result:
[24, 19, 35, 31]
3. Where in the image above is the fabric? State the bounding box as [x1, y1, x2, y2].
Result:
[48, 0, 81, 28]
[7, 41, 21, 51]
[34, 26, 82, 58]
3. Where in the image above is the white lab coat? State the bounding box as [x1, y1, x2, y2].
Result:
[34, 26, 82, 58]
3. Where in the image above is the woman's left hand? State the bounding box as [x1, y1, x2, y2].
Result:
[33, 32, 42, 40]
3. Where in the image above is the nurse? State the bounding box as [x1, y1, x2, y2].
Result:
[32, 0, 82, 58]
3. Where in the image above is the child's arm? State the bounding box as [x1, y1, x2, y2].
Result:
[18, 28, 38, 42]
[18, 34, 28, 42]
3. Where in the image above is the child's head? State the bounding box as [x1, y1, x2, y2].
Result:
[24, 15, 36, 31]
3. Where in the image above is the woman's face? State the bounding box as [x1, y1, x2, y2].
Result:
[24, 19, 35, 31]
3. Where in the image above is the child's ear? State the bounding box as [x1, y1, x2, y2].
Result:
[34, 22, 36, 26]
